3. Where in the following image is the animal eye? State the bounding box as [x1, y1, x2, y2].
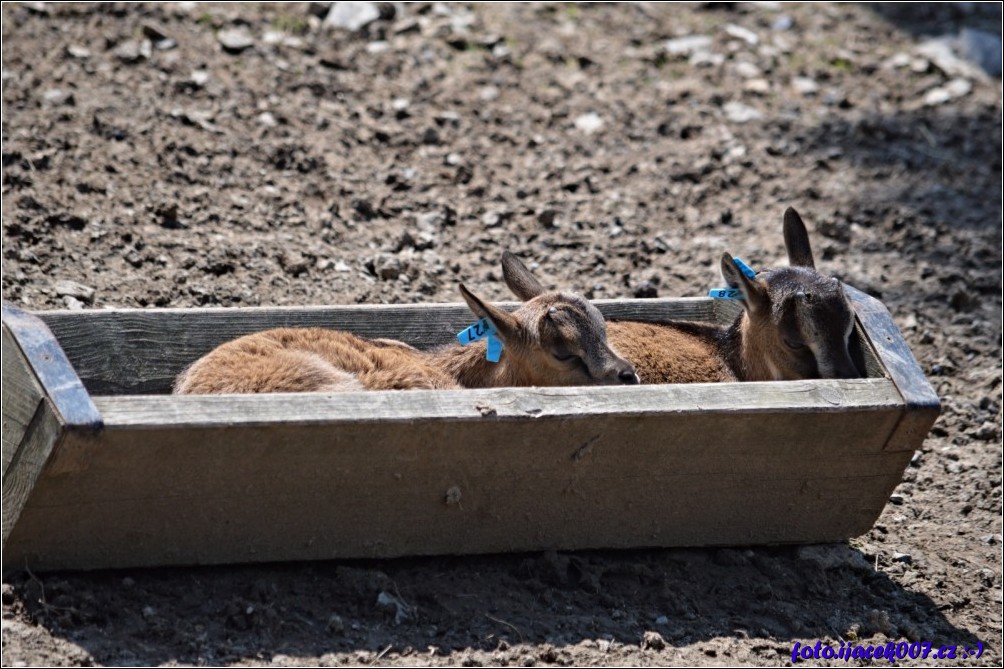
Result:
[551, 345, 579, 363]
[784, 338, 805, 350]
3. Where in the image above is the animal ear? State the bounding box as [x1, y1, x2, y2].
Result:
[783, 207, 816, 269]
[459, 284, 521, 343]
[501, 251, 546, 301]
[720, 253, 769, 314]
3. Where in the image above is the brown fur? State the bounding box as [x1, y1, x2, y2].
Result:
[174, 255, 639, 395]
[520, 208, 860, 385]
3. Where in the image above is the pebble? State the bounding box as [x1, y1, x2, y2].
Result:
[53, 279, 95, 303]
[724, 23, 758, 46]
[791, 76, 818, 95]
[479, 85, 500, 101]
[923, 78, 972, 106]
[142, 23, 177, 50]
[743, 78, 770, 94]
[324, 1, 380, 32]
[664, 35, 712, 56]
[574, 112, 604, 134]
[62, 296, 84, 310]
[537, 209, 558, 229]
[733, 61, 761, 78]
[66, 44, 91, 59]
[114, 39, 149, 64]
[375, 256, 402, 281]
[42, 88, 72, 105]
[892, 551, 913, 564]
[334, 261, 351, 273]
[771, 14, 793, 31]
[915, 38, 986, 80]
[641, 630, 666, 650]
[217, 28, 254, 53]
[722, 101, 761, 123]
[689, 51, 724, 67]
[889, 493, 905, 505]
[256, 112, 278, 128]
[973, 422, 997, 441]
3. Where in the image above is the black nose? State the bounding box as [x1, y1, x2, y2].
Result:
[619, 369, 640, 384]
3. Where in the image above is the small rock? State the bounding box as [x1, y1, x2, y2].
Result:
[791, 76, 818, 95]
[376, 591, 413, 625]
[574, 112, 604, 134]
[537, 208, 558, 229]
[915, 38, 986, 80]
[481, 210, 511, 228]
[324, 1, 381, 32]
[256, 112, 278, 128]
[923, 78, 972, 106]
[724, 23, 758, 46]
[973, 422, 997, 441]
[664, 35, 712, 56]
[892, 551, 913, 564]
[743, 78, 770, 94]
[142, 606, 156, 619]
[885, 52, 911, 69]
[114, 39, 148, 64]
[633, 281, 658, 299]
[334, 260, 351, 273]
[66, 44, 91, 59]
[771, 14, 793, 31]
[641, 630, 666, 651]
[42, 88, 73, 106]
[375, 256, 402, 280]
[279, 251, 310, 277]
[435, 110, 461, 128]
[479, 85, 500, 101]
[889, 493, 905, 505]
[142, 23, 177, 50]
[982, 534, 1001, 545]
[722, 101, 761, 123]
[733, 61, 760, 78]
[62, 296, 84, 310]
[366, 40, 389, 54]
[53, 280, 95, 303]
[689, 51, 724, 67]
[217, 28, 255, 54]
[654, 615, 669, 626]
[190, 69, 210, 87]
[1, 583, 15, 606]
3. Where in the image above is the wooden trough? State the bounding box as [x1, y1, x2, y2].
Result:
[1, 286, 939, 573]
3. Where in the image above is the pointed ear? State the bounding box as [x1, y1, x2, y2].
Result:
[459, 284, 521, 342]
[501, 251, 546, 301]
[783, 207, 815, 269]
[720, 253, 769, 314]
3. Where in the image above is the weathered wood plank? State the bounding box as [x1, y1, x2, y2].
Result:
[37, 299, 720, 395]
[88, 378, 903, 428]
[5, 400, 909, 571]
[2, 305, 102, 432]
[2, 326, 45, 478]
[2, 400, 63, 548]
[844, 286, 941, 451]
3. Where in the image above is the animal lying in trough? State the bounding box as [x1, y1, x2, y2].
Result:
[592, 207, 861, 384]
[173, 253, 639, 394]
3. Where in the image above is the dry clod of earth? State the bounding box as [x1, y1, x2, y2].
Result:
[1, 2, 1001, 666]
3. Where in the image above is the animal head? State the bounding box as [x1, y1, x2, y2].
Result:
[457, 252, 639, 386]
[720, 207, 860, 380]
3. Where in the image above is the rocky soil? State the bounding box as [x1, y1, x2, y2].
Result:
[2, 2, 1001, 666]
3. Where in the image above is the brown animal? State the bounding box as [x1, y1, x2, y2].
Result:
[173, 254, 639, 394]
[504, 208, 860, 384]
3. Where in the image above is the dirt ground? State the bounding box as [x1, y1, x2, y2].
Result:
[2, 2, 1001, 666]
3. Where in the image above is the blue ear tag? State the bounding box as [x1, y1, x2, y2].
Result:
[708, 257, 757, 300]
[456, 318, 503, 363]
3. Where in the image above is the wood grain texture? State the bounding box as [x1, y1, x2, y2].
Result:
[2, 400, 63, 548]
[5, 387, 908, 571]
[2, 305, 102, 432]
[37, 299, 719, 395]
[2, 326, 45, 478]
[845, 286, 941, 451]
